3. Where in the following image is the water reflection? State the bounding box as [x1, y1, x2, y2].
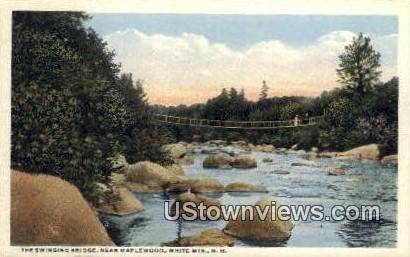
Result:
[336, 217, 396, 247]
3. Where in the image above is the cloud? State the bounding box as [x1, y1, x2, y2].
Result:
[104, 29, 397, 105]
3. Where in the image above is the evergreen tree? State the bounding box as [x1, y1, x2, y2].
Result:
[337, 33, 382, 98]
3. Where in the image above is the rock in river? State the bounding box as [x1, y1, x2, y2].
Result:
[126, 161, 180, 187]
[161, 228, 233, 247]
[271, 170, 290, 175]
[170, 192, 221, 219]
[11, 170, 114, 245]
[334, 144, 380, 161]
[203, 153, 233, 169]
[98, 187, 144, 216]
[381, 154, 398, 166]
[223, 198, 294, 241]
[166, 177, 224, 193]
[328, 167, 346, 176]
[225, 182, 268, 192]
[231, 155, 257, 169]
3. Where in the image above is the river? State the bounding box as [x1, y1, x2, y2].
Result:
[100, 149, 397, 247]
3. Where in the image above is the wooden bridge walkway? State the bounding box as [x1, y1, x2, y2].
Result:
[154, 114, 323, 130]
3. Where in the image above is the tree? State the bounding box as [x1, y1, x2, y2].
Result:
[259, 80, 269, 101]
[336, 33, 381, 98]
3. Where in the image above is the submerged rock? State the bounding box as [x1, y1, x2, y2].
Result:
[271, 170, 290, 175]
[203, 153, 233, 169]
[291, 161, 317, 167]
[225, 182, 267, 192]
[231, 155, 257, 169]
[161, 228, 233, 247]
[328, 167, 346, 176]
[11, 170, 113, 246]
[223, 198, 294, 241]
[98, 187, 144, 216]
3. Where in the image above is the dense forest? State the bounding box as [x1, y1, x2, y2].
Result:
[11, 12, 398, 206]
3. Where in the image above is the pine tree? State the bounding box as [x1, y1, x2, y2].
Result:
[337, 33, 381, 97]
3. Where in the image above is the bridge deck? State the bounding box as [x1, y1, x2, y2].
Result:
[154, 114, 323, 130]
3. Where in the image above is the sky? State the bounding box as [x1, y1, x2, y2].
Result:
[87, 14, 398, 106]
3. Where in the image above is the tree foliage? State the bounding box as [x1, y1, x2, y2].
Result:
[12, 12, 169, 205]
[337, 33, 382, 98]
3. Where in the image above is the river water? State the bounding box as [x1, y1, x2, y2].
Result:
[100, 149, 397, 247]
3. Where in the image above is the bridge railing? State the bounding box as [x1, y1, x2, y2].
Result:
[154, 114, 323, 129]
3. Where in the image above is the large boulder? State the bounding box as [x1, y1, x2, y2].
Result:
[170, 192, 221, 219]
[225, 182, 267, 193]
[162, 143, 187, 159]
[232, 155, 257, 169]
[381, 154, 398, 166]
[335, 144, 380, 161]
[161, 228, 233, 247]
[126, 161, 180, 187]
[11, 170, 114, 245]
[224, 198, 294, 241]
[203, 153, 233, 169]
[98, 187, 144, 216]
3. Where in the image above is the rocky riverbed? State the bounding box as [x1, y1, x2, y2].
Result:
[99, 143, 397, 247]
